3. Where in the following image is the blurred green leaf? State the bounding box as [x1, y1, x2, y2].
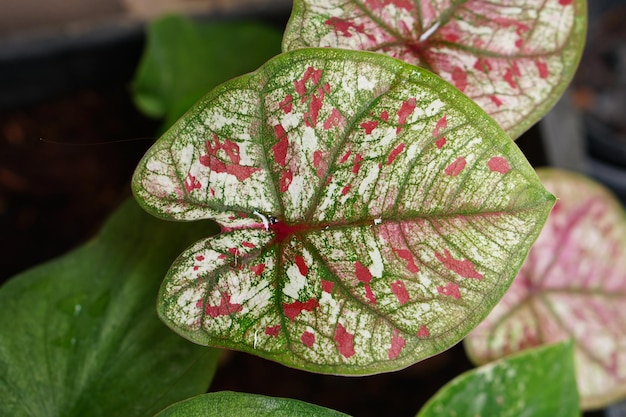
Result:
[0, 199, 221, 417]
[418, 340, 579, 417]
[155, 391, 351, 416]
[133, 15, 282, 129]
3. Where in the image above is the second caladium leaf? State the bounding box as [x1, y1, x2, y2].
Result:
[282, 0, 587, 139]
[132, 48, 554, 374]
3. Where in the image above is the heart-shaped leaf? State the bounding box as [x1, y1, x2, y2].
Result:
[132, 47, 554, 374]
[465, 169, 626, 410]
[155, 391, 350, 417]
[282, 0, 587, 139]
[418, 340, 579, 417]
[0, 199, 220, 417]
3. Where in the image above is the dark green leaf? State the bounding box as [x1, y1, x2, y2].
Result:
[156, 391, 351, 417]
[418, 340, 579, 417]
[132, 15, 282, 129]
[0, 199, 221, 417]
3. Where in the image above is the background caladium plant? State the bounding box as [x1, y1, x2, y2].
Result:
[465, 168, 626, 410]
[132, 47, 554, 374]
[282, 0, 587, 139]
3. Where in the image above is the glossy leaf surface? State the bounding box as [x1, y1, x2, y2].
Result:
[156, 391, 350, 417]
[418, 341, 579, 417]
[465, 169, 626, 410]
[283, 0, 587, 139]
[133, 48, 554, 374]
[133, 15, 282, 128]
[0, 200, 220, 417]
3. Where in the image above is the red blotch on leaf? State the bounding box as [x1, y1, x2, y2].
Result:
[355, 261, 372, 283]
[488, 156, 511, 174]
[205, 293, 243, 318]
[365, 0, 413, 11]
[437, 282, 461, 299]
[535, 60, 549, 79]
[387, 143, 405, 165]
[196, 255, 205, 261]
[504, 63, 521, 89]
[322, 280, 334, 293]
[417, 324, 430, 338]
[184, 173, 202, 192]
[436, 137, 447, 149]
[391, 280, 410, 305]
[396, 98, 416, 133]
[295, 255, 309, 276]
[284, 298, 319, 321]
[279, 94, 293, 114]
[445, 157, 466, 176]
[388, 331, 406, 360]
[250, 263, 265, 276]
[305, 89, 324, 127]
[273, 124, 289, 166]
[433, 115, 447, 137]
[490, 95, 503, 107]
[324, 108, 343, 130]
[334, 323, 355, 358]
[559, 0, 572, 5]
[473, 58, 492, 73]
[279, 170, 293, 192]
[360, 120, 379, 135]
[341, 184, 352, 196]
[451, 66, 468, 92]
[294, 67, 322, 97]
[242, 241, 256, 249]
[199, 134, 259, 181]
[339, 150, 352, 164]
[325, 17, 365, 38]
[394, 249, 419, 273]
[435, 249, 483, 280]
[380, 110, 389, 121]
[352, 153, 364, 174]
[265, 325, 281, 337]
[301, 331, 315, 348]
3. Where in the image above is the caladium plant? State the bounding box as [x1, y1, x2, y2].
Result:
[132, 47, 554, 374]
[465, 168, 626, 410]
[282, 0, 587, 139]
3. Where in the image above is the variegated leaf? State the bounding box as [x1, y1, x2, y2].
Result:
[465, 169, 626, 410]
[132, 48, 554, 374]
[283, 0, 587, 139]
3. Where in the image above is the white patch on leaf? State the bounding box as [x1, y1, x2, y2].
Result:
[357, 75, 375, 91]
[283, 264, 307, 299]
[366, 235, 384, 278]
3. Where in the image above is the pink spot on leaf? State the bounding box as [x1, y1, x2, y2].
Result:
[490, 95, 503, 107]
[391, 280, 410, 305]
[445, 157, 466, 176]
[503, 63, 521, 89]
[535, 60, 549, 79]
[272, 124, 289, 166]
[199, 134, 259, 181]
[339, 150, 352, 164]
[437, 282, 461, 299]
[301, 331, 315, 348]
[184, 173, 202, 192]
[433, 115, 447, 137]
[196, 255, 205, 261]
[473, 58, 492, 73]
[341, 184, 352, 195]
[380, 110, 389, 121]
[280, 170, 293, 192]
[435, 249, 483, 279]
[284, 298, 318, 321]
[559, 0, 572, 5]
[294, 67, 322, 97]
[242, 241, 255, 249]
[417, 324, 430, 338]
[325, 17, 365, 38]
[265, 325, 281, 337]
[396, 98, 416, 133]
[279, 94, 293, 114]
[324, 108, 343, 130]
[304, 89, 324, 127]
[334, 323, 355, 358]
[451, 66, 468, 92]
[387, 143, 405, 165]
[360, 120, 379, 134]
[365, 0, 413, 11]
[355, 261, 372, 283]
[313, 150, 323, 167]
[488, 156, 511, 174]
[436, 137, 447, 149]
[250, 263, 265, 276]
[352, 153, 364, 174]
[388, 331, 406, 360]
[364, 284, 376, 304]
[394, 249, 419, 273]
[295, 255, 309, 276]
[322, 280, 334, 293]
[205, 293, 243, 318]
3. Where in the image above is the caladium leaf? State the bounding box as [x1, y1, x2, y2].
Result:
[282, 0, 587, 139]
[155, 391, 350, 417]
[465, 168, 626, 410]
[418, 340, 579, 417]
[132, 48, 554, 374]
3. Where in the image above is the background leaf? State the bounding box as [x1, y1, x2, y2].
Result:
[418, 340, 579, 417]
[465, 168, 626, 410]
[282, 0, 587, 139]
[0, 199, 221, 417]
[155, 391, 350, 417]
[133, 47, 554, 374]
[133, 15, 282, 129]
